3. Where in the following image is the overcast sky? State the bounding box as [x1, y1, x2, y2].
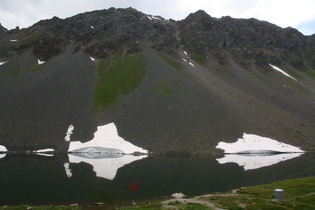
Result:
[1, 0, 315, 35]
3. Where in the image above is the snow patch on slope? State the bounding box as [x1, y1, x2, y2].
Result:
[0, 61, 6, 65]
[65, 125, 74, 142]
[147, 15, 164, 21]
[38, 59, 45, 65]
[269, 64, 297, 81]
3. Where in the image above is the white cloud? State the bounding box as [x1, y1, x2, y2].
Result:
[242, 0, 315, 29]
[0, 0, 315, 35]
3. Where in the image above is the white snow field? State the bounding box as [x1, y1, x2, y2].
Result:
[37, 59, 45, 65]
[0, 145, 7, 152]
[269, 64, 297, 81]
[216, 133, 303, 154]
[66, 123, 148, 179]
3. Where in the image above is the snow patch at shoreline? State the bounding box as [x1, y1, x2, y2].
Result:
[68, 123, 147, 154]
[65, 125, 74, 142]
[269, 64, 297, 81]
[0, 145, 7, 152]
[35, 148, 54, 153]
[0, 61, 6, 65]
[216, 133, 303, 154]
[0, 145, 7, 159]
[216, 133, 304, 170]
[217, 153, 303, 170]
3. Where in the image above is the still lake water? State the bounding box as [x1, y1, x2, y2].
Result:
[0, 152, 314, 208]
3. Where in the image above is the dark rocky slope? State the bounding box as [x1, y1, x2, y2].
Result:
[0, 8, 314, 154]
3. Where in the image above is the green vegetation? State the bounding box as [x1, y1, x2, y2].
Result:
[1, 62, 46, 84]
[158, 51, 183, 71]
[123, 176, 315, 209]
[30, 63, 46, 73]
[290, 81, 310, 95]
[190, 53, 207, 66]
[121, 203, 163, 210]
[204, 176, 315, 210]
[20, 33, 43, 46]
[304, 68, 315, 79]
[93, 51, 146, 111]
[154, 79, 179, 98]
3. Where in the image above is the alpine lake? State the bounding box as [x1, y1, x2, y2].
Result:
[0, 151, 314, 209]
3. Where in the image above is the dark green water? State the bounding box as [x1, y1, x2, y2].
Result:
[0, 153, 314, 208]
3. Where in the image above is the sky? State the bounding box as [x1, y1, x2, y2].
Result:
[1, 0, 315, 35]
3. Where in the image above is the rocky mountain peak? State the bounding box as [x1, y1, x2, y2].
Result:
[1, 7, 314, 70]
[0, 23, 8, 36]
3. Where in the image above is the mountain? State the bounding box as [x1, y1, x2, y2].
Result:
[0, 24, 8, 36]
[0, 8, 314, 154]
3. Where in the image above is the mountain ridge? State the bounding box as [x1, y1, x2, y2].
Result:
[0, 8, 314, 154]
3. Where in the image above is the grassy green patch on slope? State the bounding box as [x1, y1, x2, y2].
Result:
[191, 53, 207, 66]
[93, 52, 146, 110]
[154, 79, 180, 98]
[158, 51, 183, 71]
[1, 62, 46, 84]
[20, 33, 43, 47]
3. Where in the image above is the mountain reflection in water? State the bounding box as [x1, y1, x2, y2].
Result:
[0, 152, 314, 207]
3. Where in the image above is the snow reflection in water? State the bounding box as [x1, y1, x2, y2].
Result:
[68, 153, 147, 180]
[217, 153, 303, 170]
